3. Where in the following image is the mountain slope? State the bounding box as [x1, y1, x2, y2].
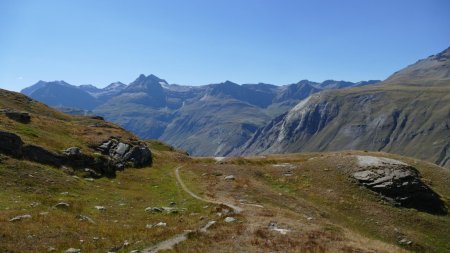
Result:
[384, 47, 450, 85]
[160, 93, 272, 156]
[1, 88, 449, 252]
[21, 81, 100, 110]
[237, 47, 450, 168]
[22, 75, 379, 156]
[93, 74, 174, 139]
[94, 78, 377, 155]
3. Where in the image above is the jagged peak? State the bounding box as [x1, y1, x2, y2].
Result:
[124, 74, 167, 93]
[384, 45, 450, 84]
[105, 81, 126, 90]
[130, 74, 166, 85]
[431, 46, 450, 61]
[221, 80, 239, 86]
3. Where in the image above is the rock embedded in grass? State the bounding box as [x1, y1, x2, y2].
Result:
[0, 130, 24, 156]
[156, 222, 167, 227]
[1, 109, 31, 123]
[145, 206, 183, 214]
[94, 205, 106, 211]
[65, 248, 81, 253]
[224, 175, 235, 181]
[352, 155, 447, 215]
[54, 202, 70, 209]
[83, 168, 101, 178]
[224, 217, 236, 223]
[77, 214, 95, 224]
[96, 138, 152, 168]
[146, 222, 167, 228]
[145, 207, 163, 213]
[268, 222, 290, 235]
[398, 238, 413, 245]
[63, 147, 82, 156]
[9, 214, 32, 222]
[0, 131, 153, 179]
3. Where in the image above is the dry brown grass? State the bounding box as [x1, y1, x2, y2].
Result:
[172, 151, 450, 252]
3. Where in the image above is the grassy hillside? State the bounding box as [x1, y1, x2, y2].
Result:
[1, 89, 449, 252]
[177, 152, 450, 252]
[0, 89, 215, 252]
[0, 88, 136, 154]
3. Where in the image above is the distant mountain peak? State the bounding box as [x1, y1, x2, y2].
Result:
[125, 74, 168, 93]
[105, 82, 126, 90]
[21, 80, 71, 96]
[432, 46, 450, 61]
[297, 79, 313, 84]
[223, 80, 237, 85]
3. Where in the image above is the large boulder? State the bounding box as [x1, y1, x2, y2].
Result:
[123, 146, 152, 167]
[352, 156, 447, 215]
[97, 138, 152, 168]
[1, 109, 31, 123]
[0, 130, 152, 178]
[0, 131, 23, 156]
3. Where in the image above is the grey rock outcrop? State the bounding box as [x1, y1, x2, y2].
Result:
[54, 202, 70, 209]
[1, 109, 31, 123]
[97, 138, 152, 168]
[352, 156, 447, 215]
[0, 130, 24, 156]
[22, 144, 65, 166]
[0, 131, 152, 178]
[64, 147, 82, 156]
[9, 214, 32, 222]
[65, 248, 81, 253]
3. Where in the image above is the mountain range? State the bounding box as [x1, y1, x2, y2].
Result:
[236, 47, 450, 168]
[21, 75, 379, 156]
[20, 47, 450, 168]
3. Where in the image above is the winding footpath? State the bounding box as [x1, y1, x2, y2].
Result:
[141, 166, 242, 253]
[174, 166, 243, 213]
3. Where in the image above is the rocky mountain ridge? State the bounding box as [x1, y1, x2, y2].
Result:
[236, 47, 450, 168]
[21, 76, 378, 156]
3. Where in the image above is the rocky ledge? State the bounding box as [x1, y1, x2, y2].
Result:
[352, 155, 447, 215]
[1, 109, 31, 123]
[0, 130, 152, 177]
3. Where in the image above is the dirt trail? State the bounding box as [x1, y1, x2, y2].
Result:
[141, 166, 242, 253]
[141, 232, 190, 253]
[175, 166, 243, 213]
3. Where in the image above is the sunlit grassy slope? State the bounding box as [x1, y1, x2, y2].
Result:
[1, 89, 449, 252]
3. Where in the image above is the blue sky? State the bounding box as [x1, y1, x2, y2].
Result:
[0, 0, 449, 91]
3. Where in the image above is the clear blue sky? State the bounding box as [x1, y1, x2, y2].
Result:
[0, 0, 449, 91]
